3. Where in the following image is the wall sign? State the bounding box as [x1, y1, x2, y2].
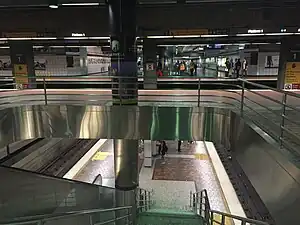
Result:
[284, 62, 300, 89]
[146, 63, 154, 71]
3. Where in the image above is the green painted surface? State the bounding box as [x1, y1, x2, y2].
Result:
[137, 209, 204, 225]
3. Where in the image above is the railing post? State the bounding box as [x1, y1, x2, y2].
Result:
[189, 191, 192, 207]
[43, 77, 48, 105]
[240, 80, 245, 117]
[280, 93, 287, 147]
[88, 215, 93, 225]
[197, 77, 201, 107]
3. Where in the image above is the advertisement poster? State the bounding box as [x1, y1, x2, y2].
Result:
[284, 62, 300, 89]
[14, 64, 29, 85]
[0, 59, 12, 70]
[34, 59, 47, 70]
[265, 55, 279, 68]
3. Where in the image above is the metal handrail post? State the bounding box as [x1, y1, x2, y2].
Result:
[43, 77, 48, 105]
[197, 77, 201, 107]
[240, 80, 245, 117]
[280, 93, 287, 147]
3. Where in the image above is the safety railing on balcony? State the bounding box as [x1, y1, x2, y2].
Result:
[0, 206, 133, 225]
[0, 76, 299, 163]
[191, 189, 269, 225]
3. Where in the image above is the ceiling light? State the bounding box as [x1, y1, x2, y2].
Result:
[49, 0, 59, 8]
[61, 3, 100, 6]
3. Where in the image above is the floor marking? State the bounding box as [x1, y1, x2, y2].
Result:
[194, 153, 209, 160]
[92, 151, 112, 161]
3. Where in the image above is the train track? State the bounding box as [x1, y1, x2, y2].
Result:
[214, 144, 275, 225]
[37, 139, 98, 177]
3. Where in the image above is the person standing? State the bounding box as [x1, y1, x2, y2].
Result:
[241, 59, 248, 77]
[161, 141, 168, 159]
[177, 140, 182, 152]
[235, 59, 241, 78]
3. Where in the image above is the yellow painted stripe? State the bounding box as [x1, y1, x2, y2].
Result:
[92, 151, 112, 161]
[194, 153, 209, 160]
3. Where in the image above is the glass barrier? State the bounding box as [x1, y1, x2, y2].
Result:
[0, 166, 119, 220]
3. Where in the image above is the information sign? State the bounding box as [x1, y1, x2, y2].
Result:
[284, 62, 300, 89]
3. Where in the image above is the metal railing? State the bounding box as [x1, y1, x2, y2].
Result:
[0, 75, 300, 161]
[0, 206, 133, 225]
[190, 189, 269, 225]
[136, 188, 154, 213]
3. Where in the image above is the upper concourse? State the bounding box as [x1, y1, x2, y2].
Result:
[0, 1, 299, 37]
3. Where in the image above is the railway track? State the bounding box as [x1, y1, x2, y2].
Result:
[214, 144, 275, 225]
[37, 139, 98, 177]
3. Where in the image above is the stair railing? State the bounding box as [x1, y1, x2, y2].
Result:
[136, 188, 154, 213]
[0, 206, 133, 225]
[191, 189, 270, 225]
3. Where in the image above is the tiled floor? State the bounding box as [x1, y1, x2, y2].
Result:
[74, 140, 226, 212]
[74, 139, 144, 185]
[142, 141, 226, 212]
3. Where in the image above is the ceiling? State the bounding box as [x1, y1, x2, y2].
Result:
[0, 0, 295, 8]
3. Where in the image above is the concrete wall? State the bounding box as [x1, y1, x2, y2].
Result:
[230, 113, 300, 225]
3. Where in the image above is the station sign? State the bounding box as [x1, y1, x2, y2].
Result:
[284, 62, 300, 89]
[168, 29, 209, 36]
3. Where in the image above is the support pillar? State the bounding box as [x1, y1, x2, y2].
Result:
[109, 0, 137, 105]
[143, 39, 157, 89]
[143, 140, 157, 167]
[108, 0, 138, 223]
[9, 41, 35, 89]
[113, 139, 138, 224]
[79, 47, 88, 75]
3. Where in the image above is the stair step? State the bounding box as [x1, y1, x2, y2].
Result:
[138, 209, 203, 225]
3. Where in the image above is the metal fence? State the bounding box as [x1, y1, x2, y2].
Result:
[191, 189, 270, 225]
[0, 76, 299, 162]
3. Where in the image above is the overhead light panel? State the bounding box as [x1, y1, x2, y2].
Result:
[61, 3, 100, 6]
[49, 0, 59, 8]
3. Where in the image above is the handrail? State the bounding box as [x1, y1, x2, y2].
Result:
[239, 78, 300, 98]
[0, 206, 132, 225]
[0, 76, 300, 161]
[191, 189, 270, 225]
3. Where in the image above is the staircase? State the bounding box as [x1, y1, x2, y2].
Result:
[0, 166, 270, 225]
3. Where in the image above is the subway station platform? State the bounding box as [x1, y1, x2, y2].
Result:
[67, 140, 244, 217]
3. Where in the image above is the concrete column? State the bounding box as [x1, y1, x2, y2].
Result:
[109, 0, 137, 105]
[79, 47, 88, 75]
[113, 139, 138, 224]
[143, 39, 157, 89]
[9, 41, 35, 89]
[144, 140, 156, 167]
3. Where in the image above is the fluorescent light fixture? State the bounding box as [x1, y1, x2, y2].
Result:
[298, 28, 300, 32]
[61, 3, 100, 6]
[281, 29, 287, 32]
[49, 4, 59, 8]
[265, 33, 294, 36]
[88, 36, 110, 39]
[248, 29, 264, 34]
[173, 35, 200, 38]
[199, 47, 204, 50]
[201, 34, 228, 37]
[32, 37, 57, 40]
[147, 35, 173, 39]
[0, 46, 9, 49]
